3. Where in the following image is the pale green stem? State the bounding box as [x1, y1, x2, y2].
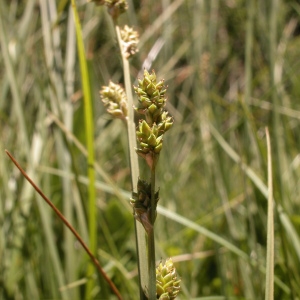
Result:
[148, 166, 157, 300]
[115, 25, 148, 299]
[265, 128, 274, 300]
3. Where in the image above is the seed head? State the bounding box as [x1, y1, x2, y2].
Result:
[134, 70, 174, 168]
[100, 81, 128, 121]
[120, 25, 139, 58]
[134, 70, 167, 126]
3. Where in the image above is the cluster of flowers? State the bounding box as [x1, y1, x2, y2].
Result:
[156, 258, 181, 300]
[134, 70, 173, 169]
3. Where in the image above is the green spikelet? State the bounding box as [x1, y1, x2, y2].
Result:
[134, 70, 168, 127]
[134, 70, 173, 169]
[156, 258, 181, 300]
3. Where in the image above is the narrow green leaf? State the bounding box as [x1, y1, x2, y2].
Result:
[70, 1, 97, 297]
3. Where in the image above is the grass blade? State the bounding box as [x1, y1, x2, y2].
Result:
[265, 128, 274, 300]
[70, 1, 97, 297]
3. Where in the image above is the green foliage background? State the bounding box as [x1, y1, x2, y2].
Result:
[1, 0, 300, 299]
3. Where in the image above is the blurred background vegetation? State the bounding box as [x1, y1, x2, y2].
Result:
[1, 0, 300, 299]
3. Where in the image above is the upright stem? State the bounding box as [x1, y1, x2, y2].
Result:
[150, 166, 157, 225]
[148, 166, 157, 300]
[115, 24, 148, 299]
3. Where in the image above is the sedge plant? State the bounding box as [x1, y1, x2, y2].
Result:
[130, 69, 178, 299]
[97, 1, 181, 299]
[4, 0, 300, 299]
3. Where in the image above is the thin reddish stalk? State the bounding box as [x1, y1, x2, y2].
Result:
[5, 150, 123, 300]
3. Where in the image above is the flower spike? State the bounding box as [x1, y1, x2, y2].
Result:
[156, 258, 181, 299]
[100, 81, 128, 121]
[134, 70, 167, 127]
[120, 25, 139, 59]
[134, 70, 174, 168]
